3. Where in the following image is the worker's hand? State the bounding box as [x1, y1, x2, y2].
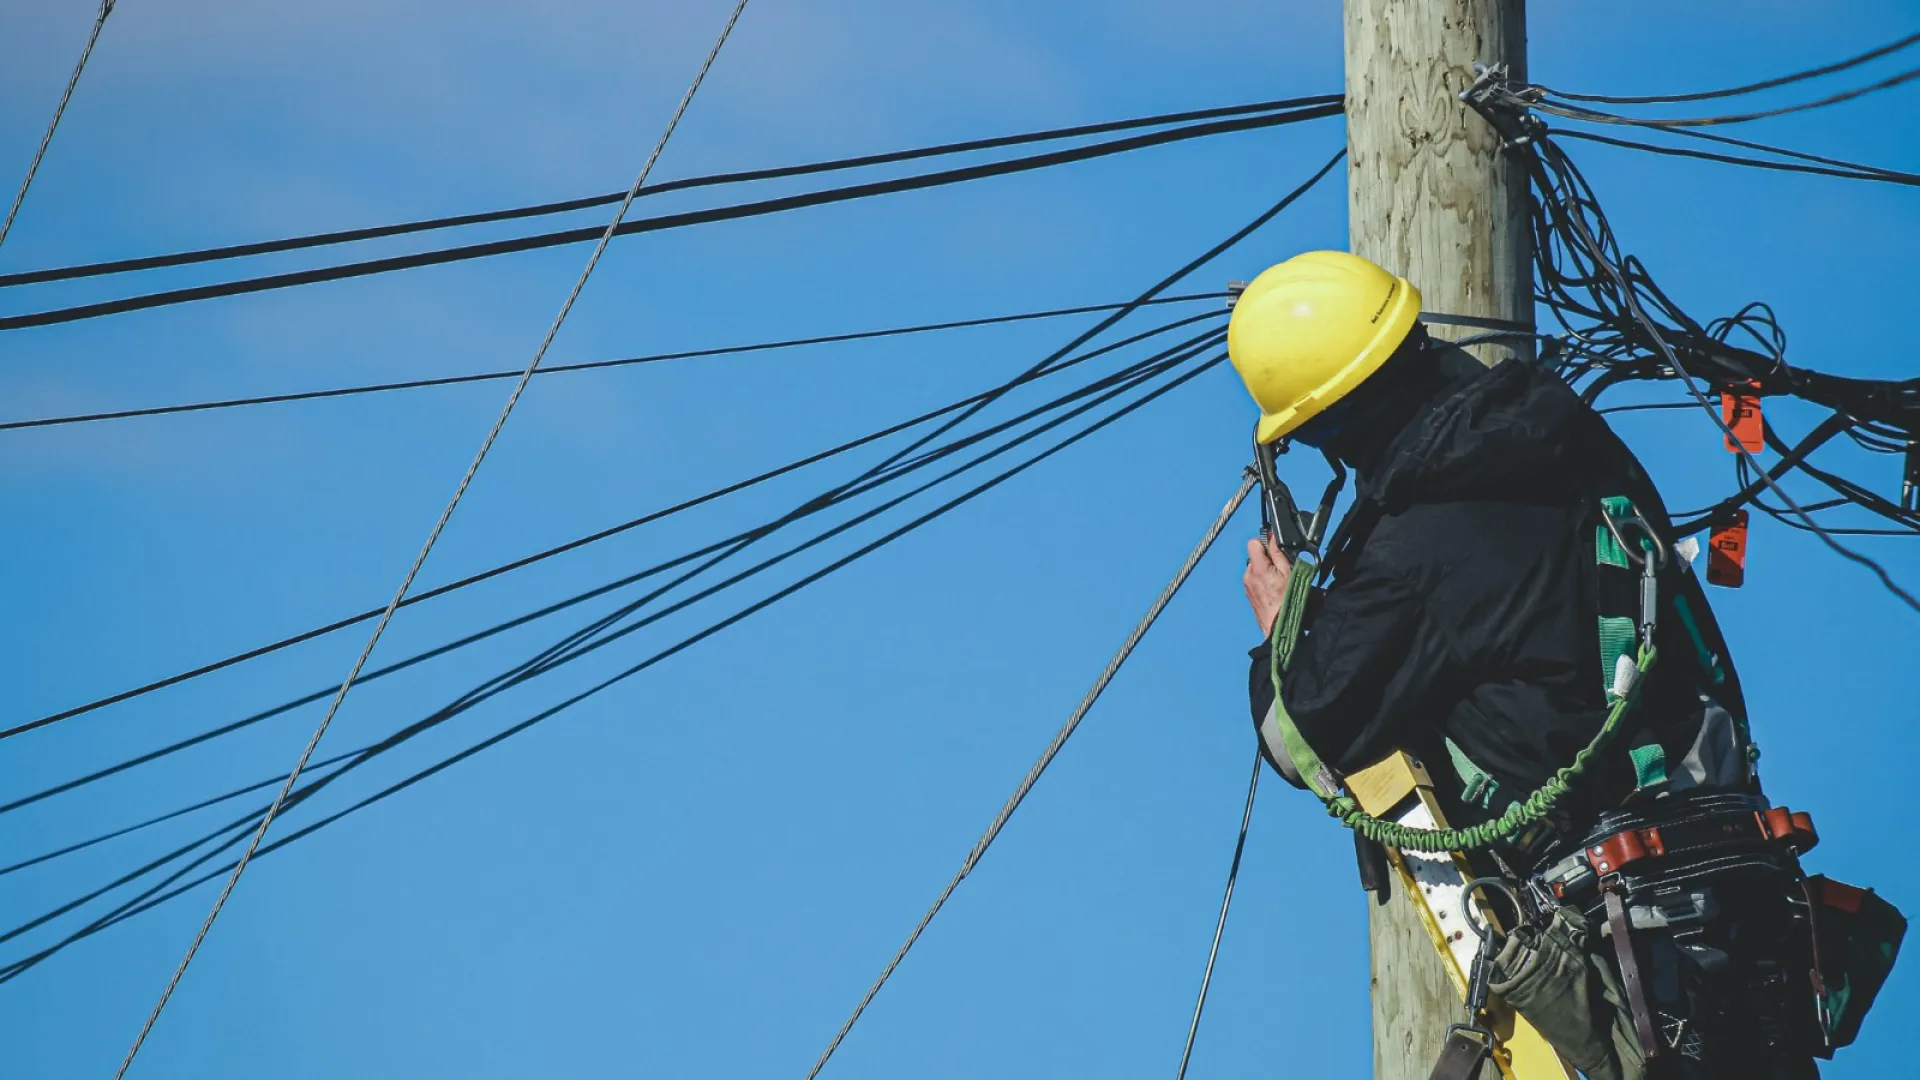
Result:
[1243, 534, 1293, 635]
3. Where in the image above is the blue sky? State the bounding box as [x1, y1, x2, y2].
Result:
[2, 2, 1916, 1077]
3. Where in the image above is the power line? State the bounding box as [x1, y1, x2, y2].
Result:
[0, 748, 360, 879]
[12, 156, 1333, 980]
[0, 103, 1342, 331]
[0, 310, 1225, 749]
[110, 4, 754, 1072]
[0, 96, 1339, 288]
[1531, 64, 1920, 129]
[9, 144, 1334, 752]
[0, 0, 118, 248]
[1548, 30, 1920, 105]
[0, 341, 1221, 962]
[1554, 128, 1920, 187]
[850, 147, 1343, 512]
[5, 323, 1226, 831]
[1174, 747, 1262, 1080]
[1465, 83, 1920, 610]
[803, 472, 1254, 1079]
[0, 293, 1224, 432]
[1, 350, 1230, 984]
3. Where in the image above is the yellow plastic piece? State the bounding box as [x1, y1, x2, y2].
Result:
[1347, 751, 1577, 1080]
[1227, 250, 1421, 443]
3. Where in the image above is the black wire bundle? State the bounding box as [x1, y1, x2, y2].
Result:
[0, 96, 1340, 331]
[0, 149, 1346, 977]
[1498, 31, 1920, 187]
[0, 319, 1231, 982]
[1461, 74, 1919, 606]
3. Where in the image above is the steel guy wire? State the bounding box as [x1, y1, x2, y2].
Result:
[0, 1, 118, 248]
[109, 3, 754, 1073]
[802, 472, 1256, 1080]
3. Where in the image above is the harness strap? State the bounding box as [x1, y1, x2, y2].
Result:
[1262, 495, 1662, 853]
[1603, 885, 1665, 1060]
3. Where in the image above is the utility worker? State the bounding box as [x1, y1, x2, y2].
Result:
[1228, 252, 1899, 1080]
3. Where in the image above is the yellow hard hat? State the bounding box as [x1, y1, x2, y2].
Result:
[1228, 250, 1422, 444]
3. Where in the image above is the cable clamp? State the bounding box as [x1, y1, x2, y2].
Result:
[1461, 63, 1547, 148]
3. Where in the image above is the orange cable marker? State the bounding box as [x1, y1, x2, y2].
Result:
[1707, 510, 1749, 588]
[1721, 382, 1764, 454]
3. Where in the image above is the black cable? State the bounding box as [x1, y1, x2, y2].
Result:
[1669, 413, 1852, 534]
[0, 342, 1219, 957]
[0, 103, 1341, 331]
[1504, 125, 1920, 609]
[853, 148, 1344, 506]
[0, 352, 1227, 981]
[0, 95, 1338, 289]
[1555, 128, 1920, 187]
[2, 319, 1224, 820]
[1597, 401, 1701, 415]
[5, 170, 1323, 965]
[0, 748, 361, 878]
[8, 144, 1334, 758]
[0, 309, 1222, 745]
[1535, 64, 1920, 128]
[1174, 748, 1261, 1080]
[0, 294, 1222, 433]
[1549, 31, 1920, 105]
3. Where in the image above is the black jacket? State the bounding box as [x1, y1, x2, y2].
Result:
[1249, 357, 1751, 833]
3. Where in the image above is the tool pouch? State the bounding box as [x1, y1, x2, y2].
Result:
[1488, 905, 1646, 1080]
[1807, 875, 1907, 1052]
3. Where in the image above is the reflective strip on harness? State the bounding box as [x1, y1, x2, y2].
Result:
[1265, 554, 1342, 802]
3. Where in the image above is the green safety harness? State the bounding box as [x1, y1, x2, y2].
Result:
[1266, 497, 1669, 853]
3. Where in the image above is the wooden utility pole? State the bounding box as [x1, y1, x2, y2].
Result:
[1343, 2, 1531, 1078]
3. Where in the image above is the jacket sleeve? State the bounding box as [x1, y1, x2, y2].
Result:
[1247, 565, 1454, 781]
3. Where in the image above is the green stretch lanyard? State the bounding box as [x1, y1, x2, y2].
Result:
[1266, 558, 1659, 854]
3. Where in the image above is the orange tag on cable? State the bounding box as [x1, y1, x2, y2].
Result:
[1707, 510, 1748, 588]
[1721, 383, 1763, 454]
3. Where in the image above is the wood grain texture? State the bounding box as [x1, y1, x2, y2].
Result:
[1346, 0, 1532, 366]
[1344, 2, 1531, 1076]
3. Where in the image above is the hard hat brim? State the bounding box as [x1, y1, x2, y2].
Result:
[1253, 275, 1421, 444]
